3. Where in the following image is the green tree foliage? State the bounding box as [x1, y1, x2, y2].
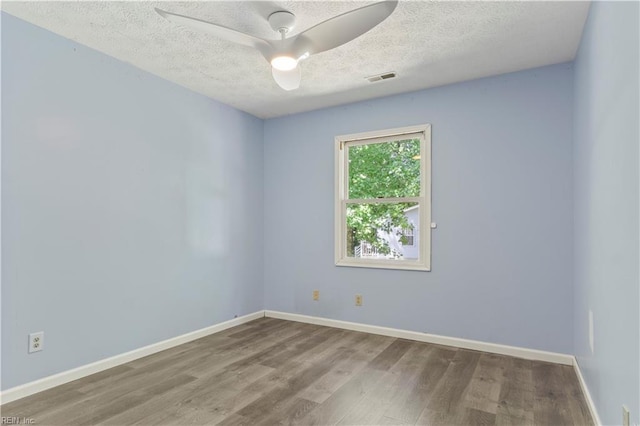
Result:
[347, 139, 420, 255]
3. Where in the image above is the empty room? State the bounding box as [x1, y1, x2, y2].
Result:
[1, 1, 638, 425]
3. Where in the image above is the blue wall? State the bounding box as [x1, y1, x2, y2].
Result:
[264, 63, 575, 354]
[573, 2, 640, 425]
[1, 13, 264, 390]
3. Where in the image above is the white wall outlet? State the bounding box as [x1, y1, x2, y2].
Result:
[28, 331, 44, 353]
[588, 310, 594, 354]
[622, 405, 630, 426]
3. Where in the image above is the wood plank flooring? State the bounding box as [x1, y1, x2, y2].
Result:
[1, 318, 593, 425]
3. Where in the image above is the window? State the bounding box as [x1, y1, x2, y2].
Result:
[402, 225, 415, 246]
[335, 124, 431, 271]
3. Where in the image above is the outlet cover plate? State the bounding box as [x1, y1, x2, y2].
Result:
[29, 331, 44, 353]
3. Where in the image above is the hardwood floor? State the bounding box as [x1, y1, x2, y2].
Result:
[1, 318, 593, 425]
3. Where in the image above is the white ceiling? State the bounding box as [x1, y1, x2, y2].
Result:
[2, 1, 590, 119]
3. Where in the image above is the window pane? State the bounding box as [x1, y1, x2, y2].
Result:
[348, 138, 421, 199]
[346, 202, 419, 260]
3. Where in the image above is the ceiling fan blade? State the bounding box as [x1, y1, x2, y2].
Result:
[292, 1, 398, 56]
[155, 8, 272, 56]
[272, 66, 301, 91]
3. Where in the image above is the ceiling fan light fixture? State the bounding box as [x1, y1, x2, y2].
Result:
[156, 1, 399, 91]
[271, 56, 298, 71]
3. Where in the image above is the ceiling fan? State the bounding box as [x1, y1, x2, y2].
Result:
[155, 1, 398, 91]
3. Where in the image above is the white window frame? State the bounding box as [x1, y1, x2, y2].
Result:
[334, 124, 432, 271]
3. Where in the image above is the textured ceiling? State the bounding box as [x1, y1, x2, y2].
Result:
[2, 1, 590, 118]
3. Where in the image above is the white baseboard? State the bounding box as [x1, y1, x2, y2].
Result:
[264, 310, 575, 365]
[0, 311, 264, 405]
[573, 357, 602, 426]
[2, 310, 581, 407]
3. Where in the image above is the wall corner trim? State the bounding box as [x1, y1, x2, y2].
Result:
[573, 357, 602, 426]
[264, 310, 575, 365]
[0, 311, 265, 405]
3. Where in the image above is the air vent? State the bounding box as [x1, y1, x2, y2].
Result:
[366, 72, 396, 83]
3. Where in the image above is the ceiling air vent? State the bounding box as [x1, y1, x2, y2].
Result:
[366, 72, 397, 83]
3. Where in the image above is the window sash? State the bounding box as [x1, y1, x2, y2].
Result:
[343, 201, 422, 262]
[343, 136, 424, 201]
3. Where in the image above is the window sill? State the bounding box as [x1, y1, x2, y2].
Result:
[335, 258, 431, 272]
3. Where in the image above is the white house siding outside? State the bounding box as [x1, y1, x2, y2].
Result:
[402, 205, 419, 259]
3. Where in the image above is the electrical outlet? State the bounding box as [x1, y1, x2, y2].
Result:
[28, 332, 44, 353]
[313, 290, 319, 301]
[589, 310, 594, 354]
[622, 405, 630, 426]
[355, 294, 362, 306]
